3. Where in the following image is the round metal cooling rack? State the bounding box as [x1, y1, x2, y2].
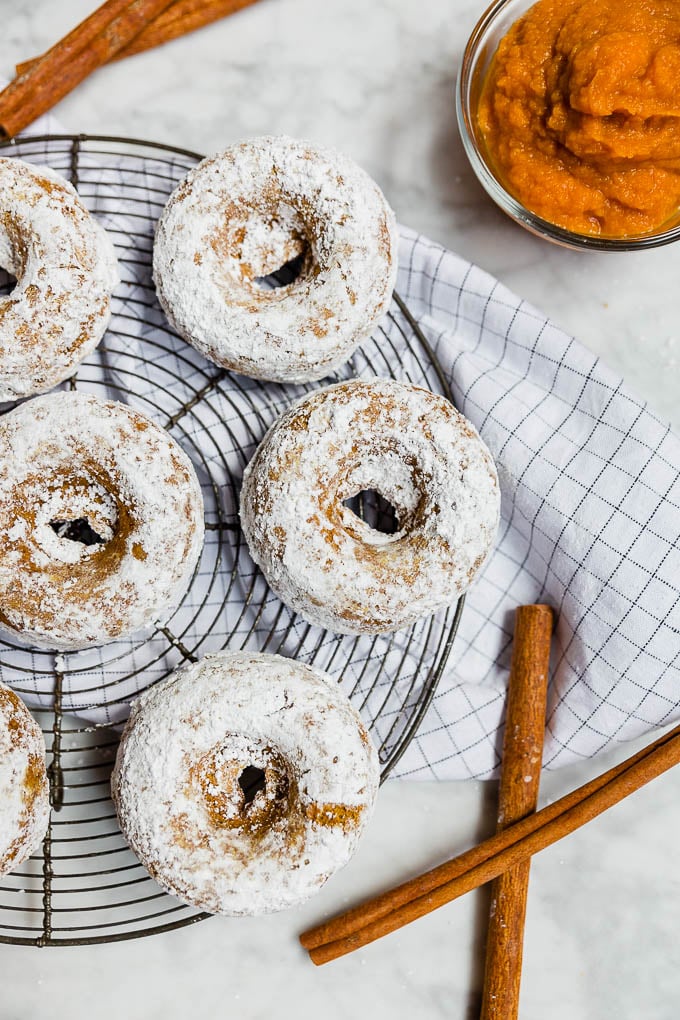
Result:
[0, 134, 464, 946]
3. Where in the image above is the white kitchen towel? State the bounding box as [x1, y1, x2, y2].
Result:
[1, 132, 679, 780]
[394, 230, 680, 778]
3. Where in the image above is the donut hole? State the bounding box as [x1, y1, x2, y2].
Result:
[33, 477, 120, 564]
[255, 250, 307, 290]
[49, 517, 106, 547]
[343, 490, 400, 535]
[238, 765, 267, 806]
[0, 216, 24, 297]
[0, 267, 17, 299]
[212, 203, 314, 295]
[190, 738, 290, 836]
[338, 455, 423, 547]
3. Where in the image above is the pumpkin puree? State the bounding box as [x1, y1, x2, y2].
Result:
[477, 0, 680, 237]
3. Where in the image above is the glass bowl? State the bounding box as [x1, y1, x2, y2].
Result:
[456, 0, 680, 252]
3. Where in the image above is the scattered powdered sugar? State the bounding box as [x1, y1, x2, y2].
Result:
[111, 651, 380, 916]
[0, 158, 119, 401]
[0, 391, 205, 651]
[240, 378, 500, 634]
[0, 685, 49, 877]
[152, 136, 398, 383]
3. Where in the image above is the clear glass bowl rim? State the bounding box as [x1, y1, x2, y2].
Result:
[455, 0, 680, 252]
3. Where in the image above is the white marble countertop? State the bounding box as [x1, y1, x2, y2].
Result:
[2, 1, 679, 1017]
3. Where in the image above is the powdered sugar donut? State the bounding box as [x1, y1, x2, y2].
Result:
[0, 684, 49, 877]
[0, 391, 204, 651]
[0, 158, 118, 402]
[152, 136, 397, 383]
[112, 651, 379, 915]
[240, 378, 500, 634]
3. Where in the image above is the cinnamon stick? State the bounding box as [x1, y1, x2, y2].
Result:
[480, 605, 552, 1020]
[0, 0, 176, 139]
[301, 719, 680, 964]
[15, 0, 262, 76]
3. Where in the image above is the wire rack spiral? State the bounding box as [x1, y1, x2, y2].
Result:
[0, 134, 463, 946]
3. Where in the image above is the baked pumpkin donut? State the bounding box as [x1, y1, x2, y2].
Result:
[153, 136, 398, 383]
[112, 651, 379, 915]
[0, 391, 204, 651]
[240, 378, 500, 634]
[0, 158, 118, 402]
[0, 684, 49, 877]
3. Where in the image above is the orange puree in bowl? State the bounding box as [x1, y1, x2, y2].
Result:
[478, 0, 680, 237]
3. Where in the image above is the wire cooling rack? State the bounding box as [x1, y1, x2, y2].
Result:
[0, 134, 463, 946]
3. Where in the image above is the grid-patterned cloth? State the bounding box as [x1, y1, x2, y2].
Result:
[393, 228, 680, 779]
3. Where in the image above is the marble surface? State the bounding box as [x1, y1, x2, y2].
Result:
[1, 0, 679, 1017]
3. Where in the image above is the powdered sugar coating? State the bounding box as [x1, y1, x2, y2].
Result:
[0, 392, 205, 651]
[152, 136, 398, 383]
[111, 651, 379, 915]
[240, 378, 500, 634]
[0, 158, 119, 401]
[0, 684, 49, 877]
